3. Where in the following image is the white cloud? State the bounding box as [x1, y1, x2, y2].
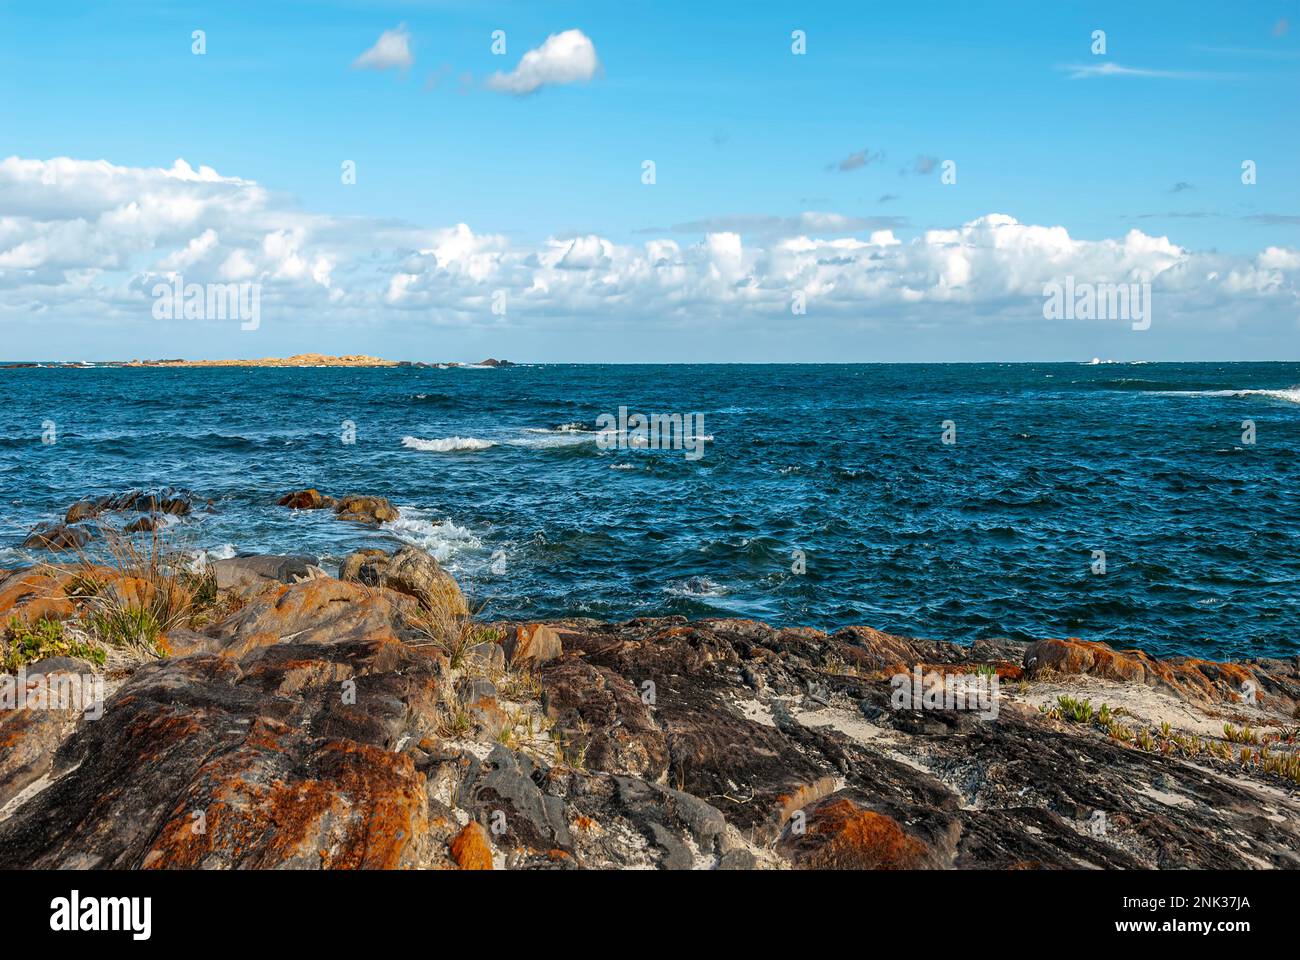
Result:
[0, 155, 1296, 345]
[1060, 62, 1217, 80]
[352, 24, 413, 73]
[485, 29, 599, 95]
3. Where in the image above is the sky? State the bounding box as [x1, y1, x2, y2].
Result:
[0, 0, 1297, 362]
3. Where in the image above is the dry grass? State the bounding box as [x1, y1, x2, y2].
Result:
[39, 523, 218, 662]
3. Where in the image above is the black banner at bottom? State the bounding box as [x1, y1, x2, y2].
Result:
[4, 868, 1282, 946]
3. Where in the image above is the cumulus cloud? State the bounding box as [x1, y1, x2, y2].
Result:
[0, 155, 1296, 342]
[667, 213, 905, 237]
[485, 29, 599, 95]
[352, 24, 413, 73]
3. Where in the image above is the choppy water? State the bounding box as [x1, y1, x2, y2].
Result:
[3, 362, 1298, 660]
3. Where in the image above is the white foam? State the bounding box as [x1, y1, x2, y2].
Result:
[507, 433, 592, 449]
[187, 543, 237, 572]
[664, 576, 728, 599]
[1157, 388, 1300, 404]
[402, 435, 497, 452]
[383, 513, 483, 564]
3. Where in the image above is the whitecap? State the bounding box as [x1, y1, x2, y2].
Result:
[401, 435, 497, 452]
[664, 576, 728, 599]
[1154, 388, 1300, 404]
[383, 512, 483, 564]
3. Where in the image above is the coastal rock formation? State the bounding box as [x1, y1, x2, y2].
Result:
[339, 545, 467, 616]
[209, 554, 326, 594]
[333, 495, 400, 525]
[503, 623, 563, 666]
[18, 490, 199, 552]
[1, 558, 1298, 870]
[277, 489, 335, 510]
[1024, 638, 1289, 710]
[277, 489, 400, 525]
[64, 489, 195, 524]
[21, 523, 91, 551]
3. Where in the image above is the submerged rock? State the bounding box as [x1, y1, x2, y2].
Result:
[276, 489, 399, 525]
[63, 489, 195, 525]
[21, 523, 90, 551]
[277, 489, 335, 510]
[334, 494, 400, 525]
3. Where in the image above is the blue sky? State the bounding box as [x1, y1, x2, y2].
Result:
[0, 1, 1297, 361]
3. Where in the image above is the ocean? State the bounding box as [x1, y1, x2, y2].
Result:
[3, 361, 1298, 660]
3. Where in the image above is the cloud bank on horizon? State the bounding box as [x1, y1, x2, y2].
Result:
[1, 154, 1295, 355]
[0, 2, 1296, 361]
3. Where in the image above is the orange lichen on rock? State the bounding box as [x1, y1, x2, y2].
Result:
[773, 776, 837, 833]
[0, 568, 78, 623]
[801, 799, 929, 870]
[504, 623, 563, 665]
[142, 735, 428, 870]
[1026, 638, 1259, 703]
[450, 821, 494, 870]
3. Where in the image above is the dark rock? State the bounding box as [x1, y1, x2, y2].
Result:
[21, 523, 90, 551]
[64, 500, 100, 525]
[3, 558, 1299, 871]
[210, 554, 321, 592]
[277, 489, 335, 510]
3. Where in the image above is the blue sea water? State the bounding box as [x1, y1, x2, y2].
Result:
[2, 362, 1298, 660]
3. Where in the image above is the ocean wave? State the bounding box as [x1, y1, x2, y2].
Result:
[664, 576, 729, 598]
[401, 436, 497, 452]
[186, 543, 237, 571]
[383, 513, 484, 564]
[508, 432, 593, 449]
[1155, 388, 1300, 404]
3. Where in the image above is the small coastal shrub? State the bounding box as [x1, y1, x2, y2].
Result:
[62, 571, 105, 599]
[1223, 723, 1258, 745]
[409, 599, 488, 671]
[498, 667, 543, 701]
[1056, 695, 1095, 724]
[86, 606, 162, 657]
[1106, 720, 1134, 743]
[2, 615, 105, 672]
[53, 525, 207, 659]
[434, 689, 473, 739]
[1259, 749, 1300, 784]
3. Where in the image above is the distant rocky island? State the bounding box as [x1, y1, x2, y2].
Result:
[1, 354, 516, 369]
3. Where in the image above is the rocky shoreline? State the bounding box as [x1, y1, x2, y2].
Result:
[1, 494, 1299, 869]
